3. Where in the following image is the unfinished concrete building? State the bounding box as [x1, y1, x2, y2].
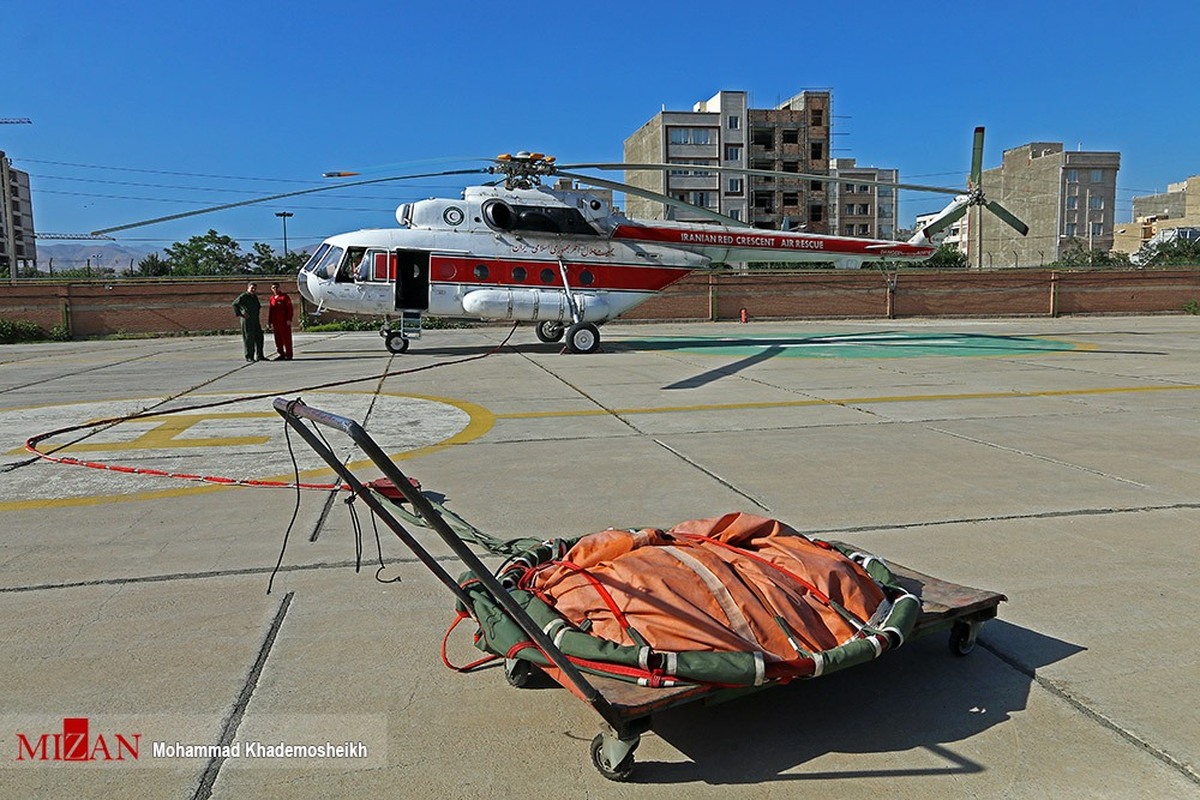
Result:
[623, 90, 832, 234]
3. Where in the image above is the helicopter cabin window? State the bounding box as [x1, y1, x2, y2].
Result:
[579, 269, 595, 286]
[540, 268, 555, 284]
[368, 251, 396, 281]
[511, 266, 527, 282]
[473, 264, 490, 280]
[308, 245, 344, 280]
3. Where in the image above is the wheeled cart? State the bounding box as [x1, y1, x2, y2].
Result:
[274, 397, 1005, 781]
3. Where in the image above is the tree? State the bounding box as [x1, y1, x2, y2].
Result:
[923, 243, 968, 269]
[163, 230, 249, 275]
[1140, 237, 1200, 266]
[135, 252, 171, 277]
[1054, 238, 1131, 268]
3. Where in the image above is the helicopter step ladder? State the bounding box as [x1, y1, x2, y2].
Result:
[272, 396, 1006, 781]
[400, 310, 423, 340]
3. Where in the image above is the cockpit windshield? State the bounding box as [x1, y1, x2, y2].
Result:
[301, 243, 330, 274]
[303, 244, 344, 280]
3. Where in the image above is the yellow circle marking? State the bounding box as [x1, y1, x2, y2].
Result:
[0, 392, 494, 511]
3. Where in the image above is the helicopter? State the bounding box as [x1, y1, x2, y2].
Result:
[94, 128, 1026, 354]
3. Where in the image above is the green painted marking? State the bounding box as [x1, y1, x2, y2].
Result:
[616, 331, 1080, 358]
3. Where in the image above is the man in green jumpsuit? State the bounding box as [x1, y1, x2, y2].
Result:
[232, 282, 266, 362]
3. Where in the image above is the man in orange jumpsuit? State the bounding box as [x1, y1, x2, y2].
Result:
[267, 282, 295, 360]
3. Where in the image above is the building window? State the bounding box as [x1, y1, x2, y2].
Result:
[1066, 196, 1078, 210]
[782, 192, 798, 207]
[1088, 195, 1103, 210]
[1091, 169, 1103, 182]
[843, 183, 855, 193]
[810, 180, 823, 192]
[725, 145, 742, 161]
[845, 204, 856, 216]
[782, 129, 799, 145]
[728, 208, 741, 221]
[728, 115, 740, 130]
[727, 177, 743, 194]
[1066, 169, 1078, 183]
[1091, 222, 1104, 236]
[753, 191, 774, 211]
[810, 143, 823, 160]
[858, 185, 871, 193]
[751, 128, 774, 148]
[811, 109, 824, 127]
[858, 203, 871, 215]
[809, 204, 824, 222]
[668, 127, 713, 145]
[1065, 222, 1078, 237]
[844, 225, 855, 236]
[858, 224, 870, 236]
[691, 191, 712, 208]
[782, 161, 799, 173]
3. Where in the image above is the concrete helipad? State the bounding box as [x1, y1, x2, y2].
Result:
[2, 316, 1199, 798]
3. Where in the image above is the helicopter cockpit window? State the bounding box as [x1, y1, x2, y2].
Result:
[308, 245, 343, 280]
[339, 247, 366, 282]
[301, 243, 331, 274]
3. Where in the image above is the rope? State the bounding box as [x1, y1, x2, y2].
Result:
[21, 323, 519, 491]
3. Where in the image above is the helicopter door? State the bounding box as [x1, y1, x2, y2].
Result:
[394, 249, 430, 311]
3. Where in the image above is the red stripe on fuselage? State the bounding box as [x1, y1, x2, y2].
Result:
[430, 255, 692, 292]
[611, 223, 934, 259]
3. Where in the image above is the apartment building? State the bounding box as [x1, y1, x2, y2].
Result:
[0, 151, 36, 276]
[1113, 175, 1200, 254]
[969, 142, 1119, 267]
[829, 159, 898, 240]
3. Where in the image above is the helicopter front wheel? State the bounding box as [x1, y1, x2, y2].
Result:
[566, 322, 600, 354]
[535, 320, 565, 343]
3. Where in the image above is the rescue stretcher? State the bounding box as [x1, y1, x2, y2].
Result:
[274, 397, 1005, 781]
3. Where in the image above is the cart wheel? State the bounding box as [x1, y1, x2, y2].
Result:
[949, 620, 979, 656]
[504, 658, 541, 688]
[384, 332, 409, 354]
[535, 320, 565, 343]
[590, 733, 636, 781]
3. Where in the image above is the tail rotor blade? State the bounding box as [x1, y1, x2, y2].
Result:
[985, 200, 1029, 236]
[970, 127, 985, 189]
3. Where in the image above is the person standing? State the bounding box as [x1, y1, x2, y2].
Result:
[268, 282, 295, 360]
[232, 282, 266, 362]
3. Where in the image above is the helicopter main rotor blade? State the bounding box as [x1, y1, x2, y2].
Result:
[554, 169, 751, 227]
[985, 200, 1029, 236]
[559, 161, 965, 196]
[90, 168, 490, 235]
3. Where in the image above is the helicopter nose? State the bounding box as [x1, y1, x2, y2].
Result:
[297, 271, 316, 304]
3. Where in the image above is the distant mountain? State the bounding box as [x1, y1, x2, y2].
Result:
[35, 243, 161, 273]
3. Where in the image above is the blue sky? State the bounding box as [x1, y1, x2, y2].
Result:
[6, 0, 1199, 253]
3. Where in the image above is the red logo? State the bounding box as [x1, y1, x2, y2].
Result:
[15, 717, 140, 762]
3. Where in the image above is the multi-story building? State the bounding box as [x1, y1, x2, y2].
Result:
[0, 151, 37, 276]
[969, 142, 1119, 268]
[623, 90, 831, 234]
[1112, 175, 1200, 255]
[829, 159, 898, 240]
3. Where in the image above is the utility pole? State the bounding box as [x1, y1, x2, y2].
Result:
[275, 210, 293, 260]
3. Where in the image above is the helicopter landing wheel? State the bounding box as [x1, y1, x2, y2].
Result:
[535, 320, 565, 343]
[565, 322, 600, 354]
[384, 331, 410, 354]
[590, 732, 638, 781]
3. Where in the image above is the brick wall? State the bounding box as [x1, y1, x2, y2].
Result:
[2, 270, 1200, 337]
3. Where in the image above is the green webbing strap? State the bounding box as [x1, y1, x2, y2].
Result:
[374, 491, 542, 557]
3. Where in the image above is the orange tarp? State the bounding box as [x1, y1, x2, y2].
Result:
[529, 513, 885, 661]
